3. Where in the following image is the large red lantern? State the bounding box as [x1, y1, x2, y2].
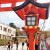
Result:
[13, 0, 49, 50]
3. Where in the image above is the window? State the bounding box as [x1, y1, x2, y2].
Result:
[0, 26, 2, 30]
[1, 35, 4, 39]
[8, 29, 12, 33]
[26, 16, 36, 26]
[3, 27, 7, 31]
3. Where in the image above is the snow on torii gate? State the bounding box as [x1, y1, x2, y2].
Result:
[13, 0, 49, 50]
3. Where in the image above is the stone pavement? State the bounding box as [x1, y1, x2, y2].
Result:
[0, 42, 27, 50]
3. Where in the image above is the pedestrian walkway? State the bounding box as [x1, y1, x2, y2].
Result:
[0, 46, 7, 50]
[0, 42, 27, 50]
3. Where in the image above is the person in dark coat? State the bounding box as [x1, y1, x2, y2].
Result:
[22, 42, 24, 50]
[7, 40, 11, 50]
[16, 40, 18, 50]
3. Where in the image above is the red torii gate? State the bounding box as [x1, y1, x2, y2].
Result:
[0, 0, 25, 11]
[0, 0, 37, 11]
[0, 0, 25, 3]
[13, 0, 49, 50]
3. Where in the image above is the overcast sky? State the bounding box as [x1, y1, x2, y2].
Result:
[37, 0, 50, 3]
[0, 11, 25, 28]
[0, 0, 50, 31]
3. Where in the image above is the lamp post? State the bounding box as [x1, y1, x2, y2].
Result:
[24, 12, 39, 50]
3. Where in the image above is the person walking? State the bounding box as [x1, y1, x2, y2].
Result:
[7, 40, 11, 50]
[26, 39, 29, 50]
[16, 40, 18, 50]
[11, 40, 14, 50]
[27, 42, 29, 50]
[38, 33, 48, 50]
[46, 36, 50, 50]
[12, 41, 16, 50]
[22, 42, 24, 50]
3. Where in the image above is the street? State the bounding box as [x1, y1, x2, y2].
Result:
[0, 42, 27, 50]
